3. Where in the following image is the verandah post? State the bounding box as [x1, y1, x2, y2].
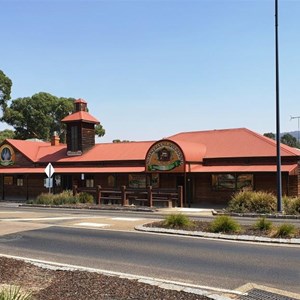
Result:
[121, 185, 127, 206]
[72, 185, 78, 197]
[148, 185, 153, 207]
[97, 185, 102, 205]
[178, 185, 183, 207]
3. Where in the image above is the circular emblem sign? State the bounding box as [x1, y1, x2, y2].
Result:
[0, 144, 15, 166]
[146, 141, 184, 172]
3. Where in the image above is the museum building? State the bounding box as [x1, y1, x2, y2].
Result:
[0, 99, 299, 207]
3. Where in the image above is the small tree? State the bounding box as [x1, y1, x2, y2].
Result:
[95, 124, 106, 138]
[0, 69, 12, 111]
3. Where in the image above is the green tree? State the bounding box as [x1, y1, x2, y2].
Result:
[264, 132, 300, 148]
[281, 133, 300, 148]
[112, 139, 131, 143]
[0, 70, 12, 111]
[263, 132, 275, 140]
[0, 129, 15, 143]
[2, 92, 74, 141]
[95, 124, 105, 137]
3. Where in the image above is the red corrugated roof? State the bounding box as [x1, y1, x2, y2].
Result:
[0, 166, 144, 174]
[188, 163, 298, 175]
[6, 139, 51, 162]
[61, 111, 100, 124]
[4, 128, 300, 165]
[0, 168, 45, 174]
[36, 141, 154, 162]
[5, 139, 153, 163]
[167, 139, 206, 162]
[169, 128, 300, 158]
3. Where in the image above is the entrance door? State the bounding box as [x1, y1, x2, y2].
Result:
[62, 175, 73, 190]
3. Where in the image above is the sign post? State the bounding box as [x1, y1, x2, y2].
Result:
[44, 163, 55, 193]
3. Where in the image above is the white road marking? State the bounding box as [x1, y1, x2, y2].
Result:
[75, 222, 111, 228]
[111, 217, 144, 221]
[1, 216, 103, 222]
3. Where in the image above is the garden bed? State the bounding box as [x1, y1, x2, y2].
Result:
[145, 220, 300, 238]
[0, 256, 212, 300]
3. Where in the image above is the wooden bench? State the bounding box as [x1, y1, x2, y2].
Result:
[128, 196, 149, 206]
[152, 191, 178, 208]
[99, 196, 122, 205]
[98, 189, 126, 205]
[152, 197, 173, 208]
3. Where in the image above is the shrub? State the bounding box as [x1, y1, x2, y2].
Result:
[31, 190, 79, 205]
[78, 192, 94, 204]
[209, 215, 241, 233]
[273, 223, 297, 238]
[283, 196, 300, 215]
[227, 191, 277, 214]
[254, 217, 273, 231]
[0, 286, 32, 300]
[163, 214, 193, 229]
[54, 190, 77, 205]
[34, 193, 54, 205]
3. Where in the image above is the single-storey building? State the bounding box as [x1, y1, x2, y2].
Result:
[0, 99, 299, 207]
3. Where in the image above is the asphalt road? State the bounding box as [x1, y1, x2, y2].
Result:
[0, 224, 299, 294]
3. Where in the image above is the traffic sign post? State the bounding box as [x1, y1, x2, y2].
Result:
[44, 163, 55, 193]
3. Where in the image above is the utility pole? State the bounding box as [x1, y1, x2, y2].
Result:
[275, 0, 282, 213]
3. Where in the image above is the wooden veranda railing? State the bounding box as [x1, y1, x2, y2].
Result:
[73, 185, 183, 208]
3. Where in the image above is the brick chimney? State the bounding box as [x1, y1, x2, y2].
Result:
[51, 131, 60, 146]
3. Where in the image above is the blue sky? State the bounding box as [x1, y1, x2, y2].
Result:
[1, 0, 299, 143]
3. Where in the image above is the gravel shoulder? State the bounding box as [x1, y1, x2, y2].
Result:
[0, 256, 216, 300]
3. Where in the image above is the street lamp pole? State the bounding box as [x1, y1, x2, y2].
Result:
[275, 0, 282, 212]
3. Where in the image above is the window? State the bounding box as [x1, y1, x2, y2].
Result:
[212, 174, 253, 191]
[108, 175, 115, 188]
[129, 174, 146, 188]
[17, 176, 24, 186]
[4, 176, 13, 185]
[55, 175, 61, 187]
[212, 174, 235, 191]
[71, 126, 79, 151]
[237, 174, 253, 191]
[147, 173, 159, 188]
[86, 175, 94, 188]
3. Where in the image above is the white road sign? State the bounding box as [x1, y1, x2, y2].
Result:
[44, 163, 55, 178]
